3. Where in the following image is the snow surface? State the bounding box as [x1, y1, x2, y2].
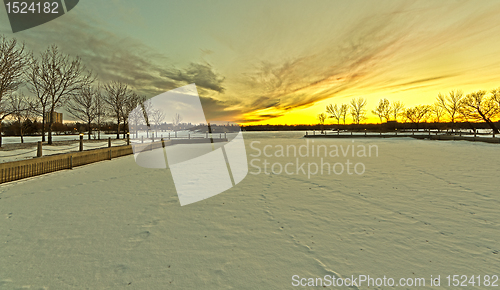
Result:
[0, 131, 499, 289]
[0, 140, 129, 163]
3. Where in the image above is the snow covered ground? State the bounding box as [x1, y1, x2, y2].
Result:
[1, 131, 499, 289]
[0, 134, 119, 145]
[0, 140, 129, 163]
[0, 130, 231, 163]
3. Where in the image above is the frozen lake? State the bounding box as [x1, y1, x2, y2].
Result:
[1, 131, 499, 289]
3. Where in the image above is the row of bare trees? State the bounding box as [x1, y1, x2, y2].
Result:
[0, 35, 161, 146]
[321, 89, 500, 133]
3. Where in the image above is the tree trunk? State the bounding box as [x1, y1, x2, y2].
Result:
[47, 109, 54, 145]
[122, 120, 127, 139]
[48, 120, 53, 144]
[41, 110, 46, 142]
[484, 119, 499, 134]
[116, 116, 120, 139]
[477, 111, 500, 134]
[88, 120, 92, 140]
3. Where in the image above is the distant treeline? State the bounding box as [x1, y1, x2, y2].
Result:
[242, 121, 500, 132]
[318, 90, 500, 134]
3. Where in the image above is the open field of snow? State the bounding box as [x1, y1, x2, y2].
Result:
[1, 131, 499, 289]
[0, 130, 208, 146]
[0, 130, 232, 164]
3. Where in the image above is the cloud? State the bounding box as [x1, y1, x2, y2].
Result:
[4, 10, 226, 98]
[160, 63, 225, 93]
[228, 1, 500, 122]
[377, 75, 458, 91]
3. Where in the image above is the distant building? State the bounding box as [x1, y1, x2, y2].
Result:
[45, 112, 63, 124]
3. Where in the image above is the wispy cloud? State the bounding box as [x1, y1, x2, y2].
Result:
[5, 11, 226, 97]
[231, 1, 500, 122]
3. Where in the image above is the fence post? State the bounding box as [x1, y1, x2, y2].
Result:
[188, 133, 190, 139]
[141, 136, 144, 143]
[109, 149, 112, 160]
[161, 138, 165, 148]
[169, 132, 171, 140]
[69, 156, 73, 169]
[127, 132, 130, 145]
[79, 134, 84, 151]
[37, 141, 42, 157]
[175, 131, 177, 138]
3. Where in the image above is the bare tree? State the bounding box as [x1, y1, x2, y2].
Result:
[150, 108, 165, 137]
[103, 81, 128, 139]
[326, 104, 342, 124]
[492, 88, 500, 108]
[94, 84, 106, 139]
[9, 93, 33, 143]
[391, 101, 405, 122]
[371, 98, 390, 123]
[317, 112, 326, 133]
[339, 104, 348, 125]
[0, 35, 28, 147]
[25, 52, 49, 141]
[172, 113, 183, 130]
[121, 91, 141, 138]
[437, 90, 463, 132]
[32, 45, 94, 144]
[460, 90, 499, 134]
[139, 97, 154, 138]
[66, 85, 98, 140]
[350, 97, 367, 125]
[326, 104, 349, 125]
[431, 102, 444, 123]
[405, 105, 430, 130]
[128, 107, 142, 138]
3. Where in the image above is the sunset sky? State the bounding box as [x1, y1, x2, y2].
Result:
[2, 0, 500, 124]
